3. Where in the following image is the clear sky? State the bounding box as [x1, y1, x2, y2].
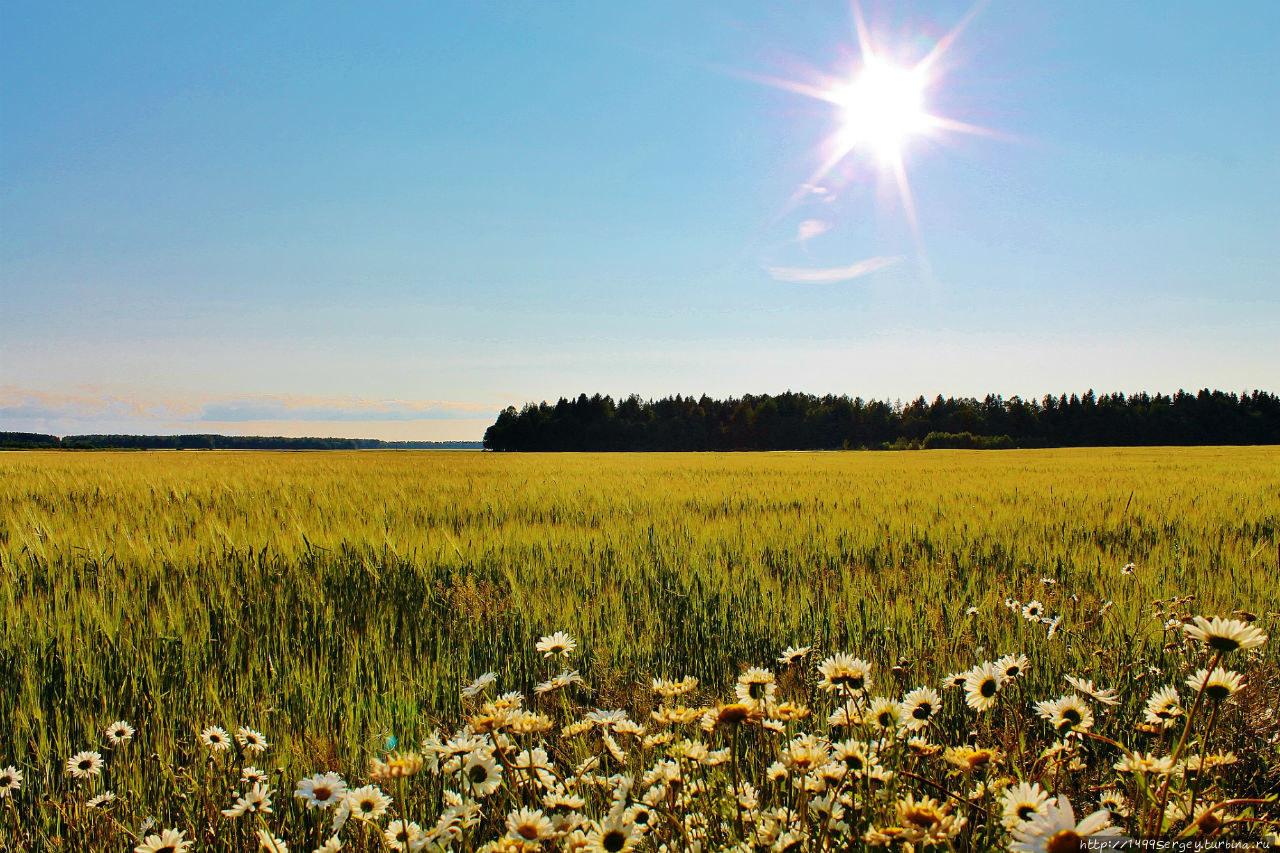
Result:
[3, 1, 1277, 440]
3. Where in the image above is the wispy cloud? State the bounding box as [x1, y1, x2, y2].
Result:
[797, 219, 831, 242]
[763, 255, 902, 283]
[0, 386, 496, 429]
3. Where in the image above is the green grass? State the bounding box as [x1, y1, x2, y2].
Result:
[1, 447, 1277, 849]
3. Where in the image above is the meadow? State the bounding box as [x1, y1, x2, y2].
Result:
[0, 447, 1277, 851]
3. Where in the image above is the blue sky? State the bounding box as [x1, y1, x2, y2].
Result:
[3, 1, 1277, 440]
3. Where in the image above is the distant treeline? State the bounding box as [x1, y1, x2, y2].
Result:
[0, 433, 482, 450]
[483, 389, 1280, 451]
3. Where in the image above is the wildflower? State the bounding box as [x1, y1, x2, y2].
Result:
[385, 820, 427, 852]
[66, 751, 104, 779]
[827, 698, 862, 727]
[943, 745, 1002, 772]
[1114, 751, 1176, 775]
[462, 672, 498, 698]
[1045, 615, 1062, 640]
[832, 739, 873, 775]
[1050, 695, 1094, 734]
[1022, 600, 1044, 621]
[0, 765, 20, 798]
[345, 784, 392, 820]
[237, 726, 269, 753]
[200, 725, 231, 752]
[651, 676, 698, 698]
[87, 791, 117, 809]
[901, 687, 940, 731]
[1064, 676, 1120, 706]
[1002, 781, 1051, 828]
[1186, 667, 1244, 702]
[536, 631, 577, 658]
[1143, 686, 1183, 727]
[1040, 577, 1056, 585]
[1122, 562, 1136, 575]
[867, 697, 901, 732]
[536, 669, 584, 695]
[256, 829, 289, 853]
[966, 606, 980, 615]
[707, 703, 753, 729]
[222, 782, 274, 817]
[996, 653, 1029, 680]
[314, 837, 343, 853]
[1183, 616, 1267, 653]
[104, 720, 135, 745]
[296, 772, 348, 808]
[963, 662, 1004, 712]
[372, 752, 424, 781]
[778, 645, 812, 665]
[941, 671, 968, 689]
[1009, 795, 1121, 852]
[461, 752, 503, 797]
[506, 807, 555, 841]
[1098, 789, 1130, 818]
[736, 667, 777, 705]
[817, 654, 873, 692]
[897, 794, 965, 843]
[587, 815, 638, 853]
[134, 828, 194, 853]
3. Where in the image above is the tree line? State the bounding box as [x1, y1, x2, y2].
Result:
[482, 389, 1280, 451]
[0, 433, 481, 450]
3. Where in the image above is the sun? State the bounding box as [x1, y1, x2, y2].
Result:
[831, 59, 929, 164]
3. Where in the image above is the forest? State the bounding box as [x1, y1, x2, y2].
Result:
[482, 388, 1280, 451]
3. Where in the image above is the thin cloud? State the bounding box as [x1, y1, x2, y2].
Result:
[797, 219, 831, 242]
[763, 255, 902, 283]
[0, 387, 496, 429]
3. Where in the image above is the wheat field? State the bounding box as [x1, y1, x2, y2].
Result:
[1, 447, 1277, 850]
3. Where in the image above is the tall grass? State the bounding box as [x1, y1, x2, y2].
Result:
[0, 448, 1277, 849]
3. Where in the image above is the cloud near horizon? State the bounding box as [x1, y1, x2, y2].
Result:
[763, 256, 902, 283]
[0, 386, 497, 434]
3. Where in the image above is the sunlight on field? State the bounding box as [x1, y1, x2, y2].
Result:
[0, 448, 1277, 848]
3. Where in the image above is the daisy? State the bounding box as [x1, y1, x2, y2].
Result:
[1114, 751, 1176, 775]
[0, 765, 20, 798]
[66, 751, 104, 779]
[778, 646, 812, 665]
[1049, 695, 1094, 734]
[461, 672, 497, 698]
[943, 745, 1002, 772]
[314, 837, 343, 853]
[1143, 686, 1183, 727]
[1022, 601, 1045, 621]
[827, 697, 862, 727]
[535, 631, 577, 658]
[1064, 676, 1120, 706]
[296, 772, 348, 808]
[1186, 667, 1245, 702]
[587, 815, 638, 853]
[1098, 789, 1130, 818]
[940, 671, 969, 690]
[996, 653, 1029, 681]
[1044, 615, 1062, 640]
[134, 828, 193, 853]
[87, 791, 118, 809]
[966, 606, 980, 616]
[1183, 616, 1267, 653]
[256, 829, 289, 853]
[1010, 795, 1120, 852]
[222, 782, 274, 817]
[650, 676, 698, 698]
[901, 687, 940, 731]
[506, 807, 555, 841]
[735, 667, 777, 705]
[817, 654, 873, 693]
[241, 766, 269, 785]
[236, 726, 269, 753]
[345, 784, 392, 821]
[866, 697, 901, 732]
[200, 725, 231, 752]
[104, 720, 135, 745]
[1122, 562, 1136, 575]
[1001, 781, 1051, 828]
[963, 662, 1005, 712]
[461, 753, 503, 797]
[384, 819, 427, 852]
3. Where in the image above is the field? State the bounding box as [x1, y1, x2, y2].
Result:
[1, 447, 1278, 851]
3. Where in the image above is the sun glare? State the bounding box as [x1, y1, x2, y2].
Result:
[832, 60, 929, 163]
